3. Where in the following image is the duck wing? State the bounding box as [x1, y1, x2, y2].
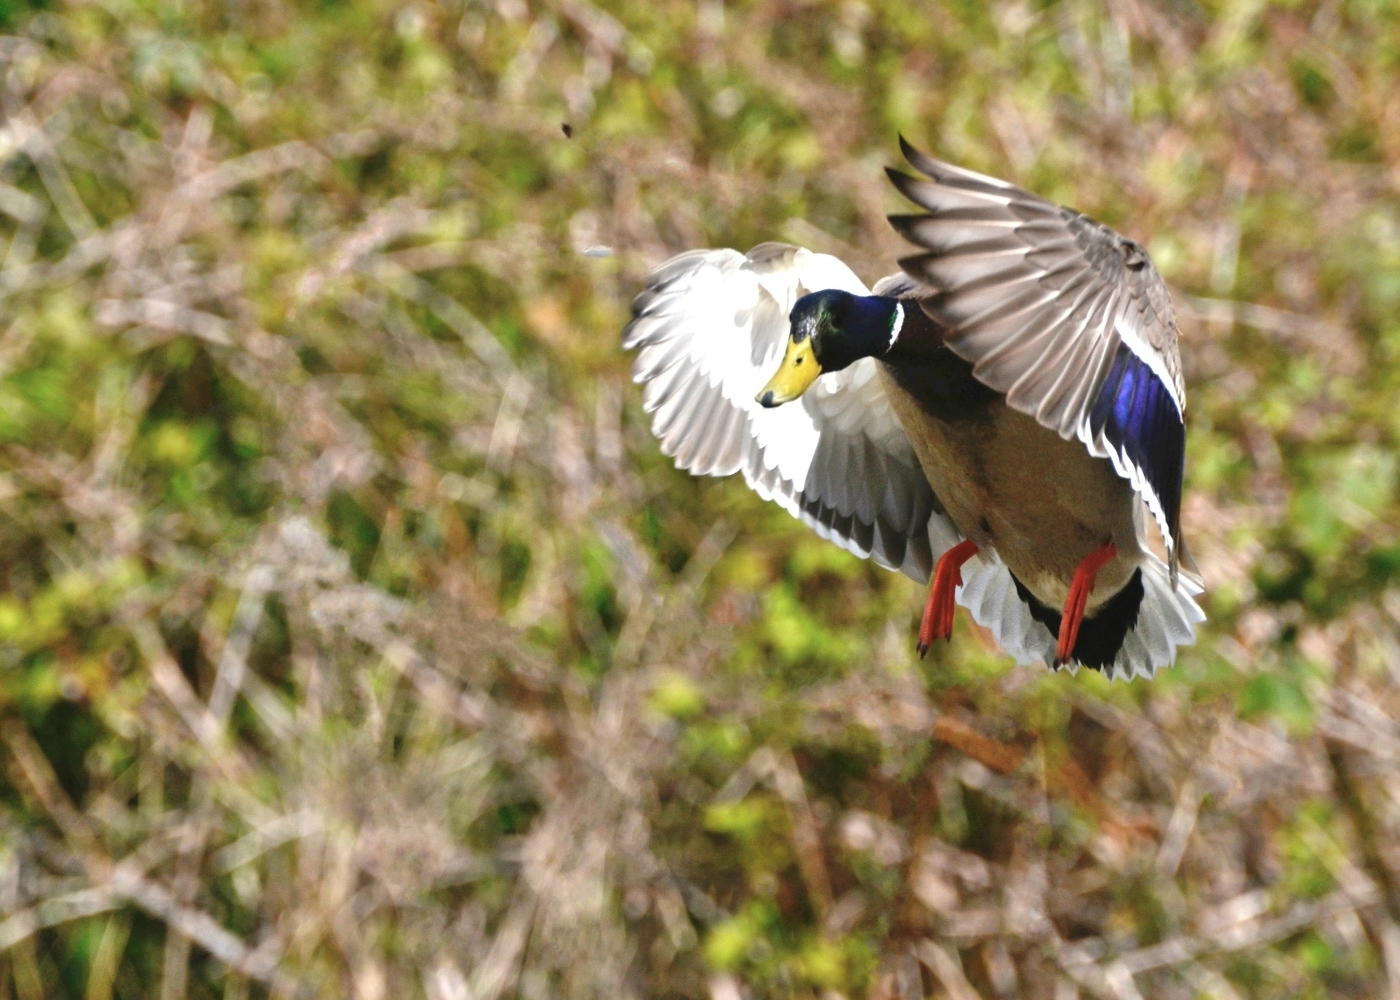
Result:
[622, 242, 961, 582]
[887, 139, 1186, 582]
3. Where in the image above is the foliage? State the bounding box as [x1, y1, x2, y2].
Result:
[1, 1, 1398, 998]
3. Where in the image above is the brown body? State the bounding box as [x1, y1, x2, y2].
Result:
[877, 352, 1141, 615]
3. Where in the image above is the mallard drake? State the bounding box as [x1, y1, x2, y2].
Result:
[622, 138, 1203, 679]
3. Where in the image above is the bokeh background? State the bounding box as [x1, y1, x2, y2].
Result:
[2, 1, 1398, 997]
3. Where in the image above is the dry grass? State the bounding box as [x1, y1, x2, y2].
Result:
[1, 1, 1399, 997]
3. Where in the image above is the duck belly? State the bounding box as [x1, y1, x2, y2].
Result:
[877, 364, 1141, 612]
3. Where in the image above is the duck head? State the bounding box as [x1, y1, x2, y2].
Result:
[756, 290, 902, 407]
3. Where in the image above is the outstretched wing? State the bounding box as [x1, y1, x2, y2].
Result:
[622, 242, 962, 582]
[887, 138, 1186, 581]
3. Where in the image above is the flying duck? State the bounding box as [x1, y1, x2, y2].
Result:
[622, 138, 1204, 679]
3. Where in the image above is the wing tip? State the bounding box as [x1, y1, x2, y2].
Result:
[885, 164, 921, 200]
[897, 134, 949, 180]
[897, 133, 921, 168]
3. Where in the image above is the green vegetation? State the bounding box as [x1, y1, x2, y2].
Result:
[2, 1, 1398, 997]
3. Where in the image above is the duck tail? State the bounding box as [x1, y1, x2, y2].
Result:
[955, 553, 1205, 680]
[1104, 554, 1205, 680]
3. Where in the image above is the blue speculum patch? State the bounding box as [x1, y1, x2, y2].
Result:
[1089, 343, 1184, 543]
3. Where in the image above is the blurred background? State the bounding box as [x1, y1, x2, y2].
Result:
[1, 1, 1398, 997]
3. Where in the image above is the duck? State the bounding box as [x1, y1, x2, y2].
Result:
[622, 138, 1204, 679]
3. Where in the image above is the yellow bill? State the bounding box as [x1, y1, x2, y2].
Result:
[755, 338, 821, 408]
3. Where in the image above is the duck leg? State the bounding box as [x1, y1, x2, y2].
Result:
[1055, 542, 1118, 665]
[917, 539, 980, 656]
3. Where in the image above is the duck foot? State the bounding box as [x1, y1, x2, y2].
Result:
[1055, 542, 1118, 665]
[917, 539, 980, 656]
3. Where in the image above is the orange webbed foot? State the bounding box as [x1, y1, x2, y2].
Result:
[917, 539, 980, 657]
[1055, 542, 1118, 666]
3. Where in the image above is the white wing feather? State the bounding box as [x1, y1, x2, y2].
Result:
[623, 243, 953, 582]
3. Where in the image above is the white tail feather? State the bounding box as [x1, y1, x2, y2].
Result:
[956, 552, 1204, 680]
